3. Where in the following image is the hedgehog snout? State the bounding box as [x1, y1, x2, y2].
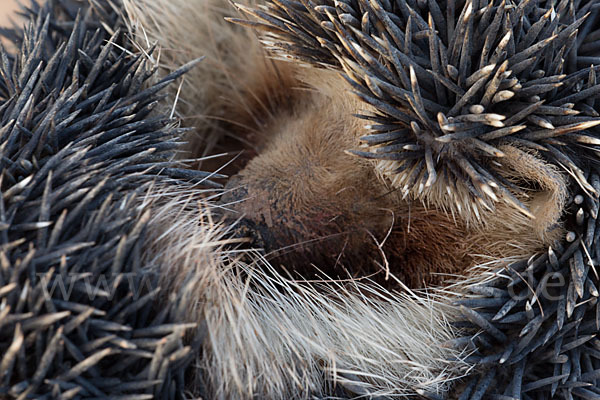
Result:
[218, 175, 278, 253]
[217, 171, 372, 275]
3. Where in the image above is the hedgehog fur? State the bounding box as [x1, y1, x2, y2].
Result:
[3, 0, 600, 399]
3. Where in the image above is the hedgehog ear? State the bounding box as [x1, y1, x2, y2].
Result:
[495, 145, 568, 239]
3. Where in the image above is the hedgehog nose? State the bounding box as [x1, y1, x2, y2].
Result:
[226, 215, 270, 250]
[218, 176, 272, 251]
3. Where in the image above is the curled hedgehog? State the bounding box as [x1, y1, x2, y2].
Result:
[2, 0, 600, 398]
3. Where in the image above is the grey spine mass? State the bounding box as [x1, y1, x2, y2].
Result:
[0, 0, 206, 398]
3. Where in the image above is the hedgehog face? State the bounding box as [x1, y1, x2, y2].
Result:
[219, 88, 397, 278]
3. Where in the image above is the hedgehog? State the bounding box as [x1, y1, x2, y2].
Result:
[2, 0, 600, 399]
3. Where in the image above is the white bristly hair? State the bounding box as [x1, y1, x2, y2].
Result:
[140, 185, 472, 398]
